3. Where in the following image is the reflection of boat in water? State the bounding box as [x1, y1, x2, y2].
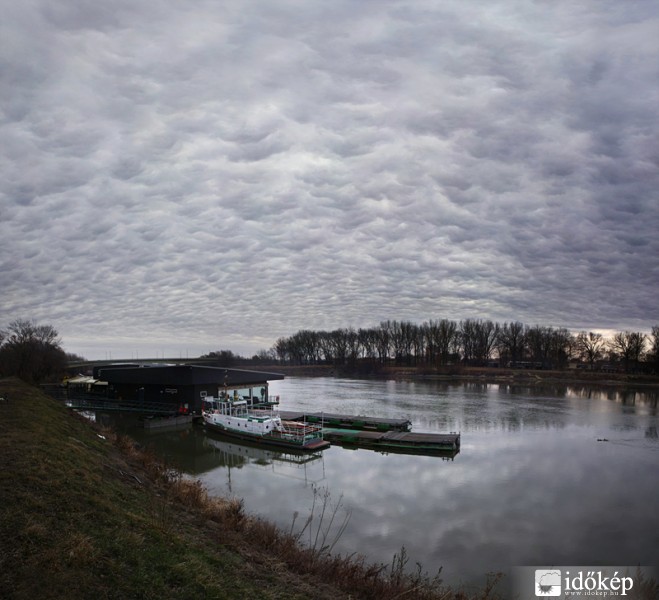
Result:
[203, 434, 324, 467]
[203, 432, 326, 488]
[202, 397, 330, 452]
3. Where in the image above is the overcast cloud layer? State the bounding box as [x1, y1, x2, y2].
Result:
[2, 0, 658, 359]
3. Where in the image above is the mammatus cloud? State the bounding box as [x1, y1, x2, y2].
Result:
[1, 0, 658, 358]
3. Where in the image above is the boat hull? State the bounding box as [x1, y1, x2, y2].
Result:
[203, 419, 330, 452]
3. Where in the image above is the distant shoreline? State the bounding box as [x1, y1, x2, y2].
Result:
[260, 363, 659, 388]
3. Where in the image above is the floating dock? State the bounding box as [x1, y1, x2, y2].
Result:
[276, 410, 412, 432]
[251, 409, 458, 457]
[322, 428, 460, 456]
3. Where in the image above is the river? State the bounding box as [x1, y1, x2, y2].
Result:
[122, 377, 659, 592]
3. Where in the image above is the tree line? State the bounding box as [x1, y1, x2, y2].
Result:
[0, 319, 70, 383]
[269, 320, 659, 373]
[3, 317, 658, 383]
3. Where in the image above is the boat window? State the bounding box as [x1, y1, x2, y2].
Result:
[203, 398, 216, 412]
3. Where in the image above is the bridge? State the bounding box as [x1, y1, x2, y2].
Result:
[66, 357, 222, 371]
[65, 397, 181, 415]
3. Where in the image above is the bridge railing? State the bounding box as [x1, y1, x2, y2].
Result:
[66, 396, 179, 415]
[41, 385, 179, 415]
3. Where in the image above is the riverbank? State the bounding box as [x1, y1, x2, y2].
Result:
[264, 364, 659, 387]
[0, 377, 502, 600]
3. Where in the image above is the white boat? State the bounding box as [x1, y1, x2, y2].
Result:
[201, 397, 330, 452]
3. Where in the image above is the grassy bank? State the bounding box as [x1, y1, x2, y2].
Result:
[0, 378, 502, 600]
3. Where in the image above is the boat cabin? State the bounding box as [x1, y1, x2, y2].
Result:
[202, 398, 250, 416]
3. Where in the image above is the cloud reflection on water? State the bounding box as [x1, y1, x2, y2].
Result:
[135, 378, 659, 589]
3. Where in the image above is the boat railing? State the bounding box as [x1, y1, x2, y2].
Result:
[278, 420, 324, 441]
[203, 398, 253, 417]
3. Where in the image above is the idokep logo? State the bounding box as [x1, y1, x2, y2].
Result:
[515, 566, 655, 599]
[535, 569, 562, 596]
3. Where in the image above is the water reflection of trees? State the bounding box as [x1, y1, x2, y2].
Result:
[427, 382, 658, 431]
[498, 384, 569, 398]
[428, 381, 658, 409]
[568, 386, 658, 408]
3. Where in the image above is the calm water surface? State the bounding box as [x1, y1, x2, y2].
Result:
[125, 377, 659, 591]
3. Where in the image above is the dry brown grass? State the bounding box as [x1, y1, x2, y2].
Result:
[108, 434, 505, 600]
[2, 376, 508, 600]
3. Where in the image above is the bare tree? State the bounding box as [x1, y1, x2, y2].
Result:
[609, 331, 646, 372]
[436, 319, 459, 365]
[524, 325, 550, 367]
[497, 321, 526, 366]
[33, 323, 61, 346]
[475, 320, 499, 365]
[576, 332, 605, 368]
[459, 319, 478, 364]
[345, 328, 361, 367]
[358, 328, 377, 362]
[382, 321, 407, 365]
[550, 327, 575, 369]
[200, 349, 236, 367]
[398, 321, 419, 366]
[255, 348, 276, 362]
[329, 329, 350, 366]
[374, 323, 391, 365]
[0, 319, 66, 383]
[460, 319, 498, 365]
[650, 326, 659, 372]
[273, 337, 292, 364]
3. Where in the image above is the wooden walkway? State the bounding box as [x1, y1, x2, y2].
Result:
[269, 410, 459, 456]
[276, 410, 412, 432]
[322, 428, 460, 455]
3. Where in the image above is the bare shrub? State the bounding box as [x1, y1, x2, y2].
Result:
[290, 484, 352, 563]
[107, 431, 505, 600]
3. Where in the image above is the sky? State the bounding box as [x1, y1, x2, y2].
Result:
[2, 0, 658, 360]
